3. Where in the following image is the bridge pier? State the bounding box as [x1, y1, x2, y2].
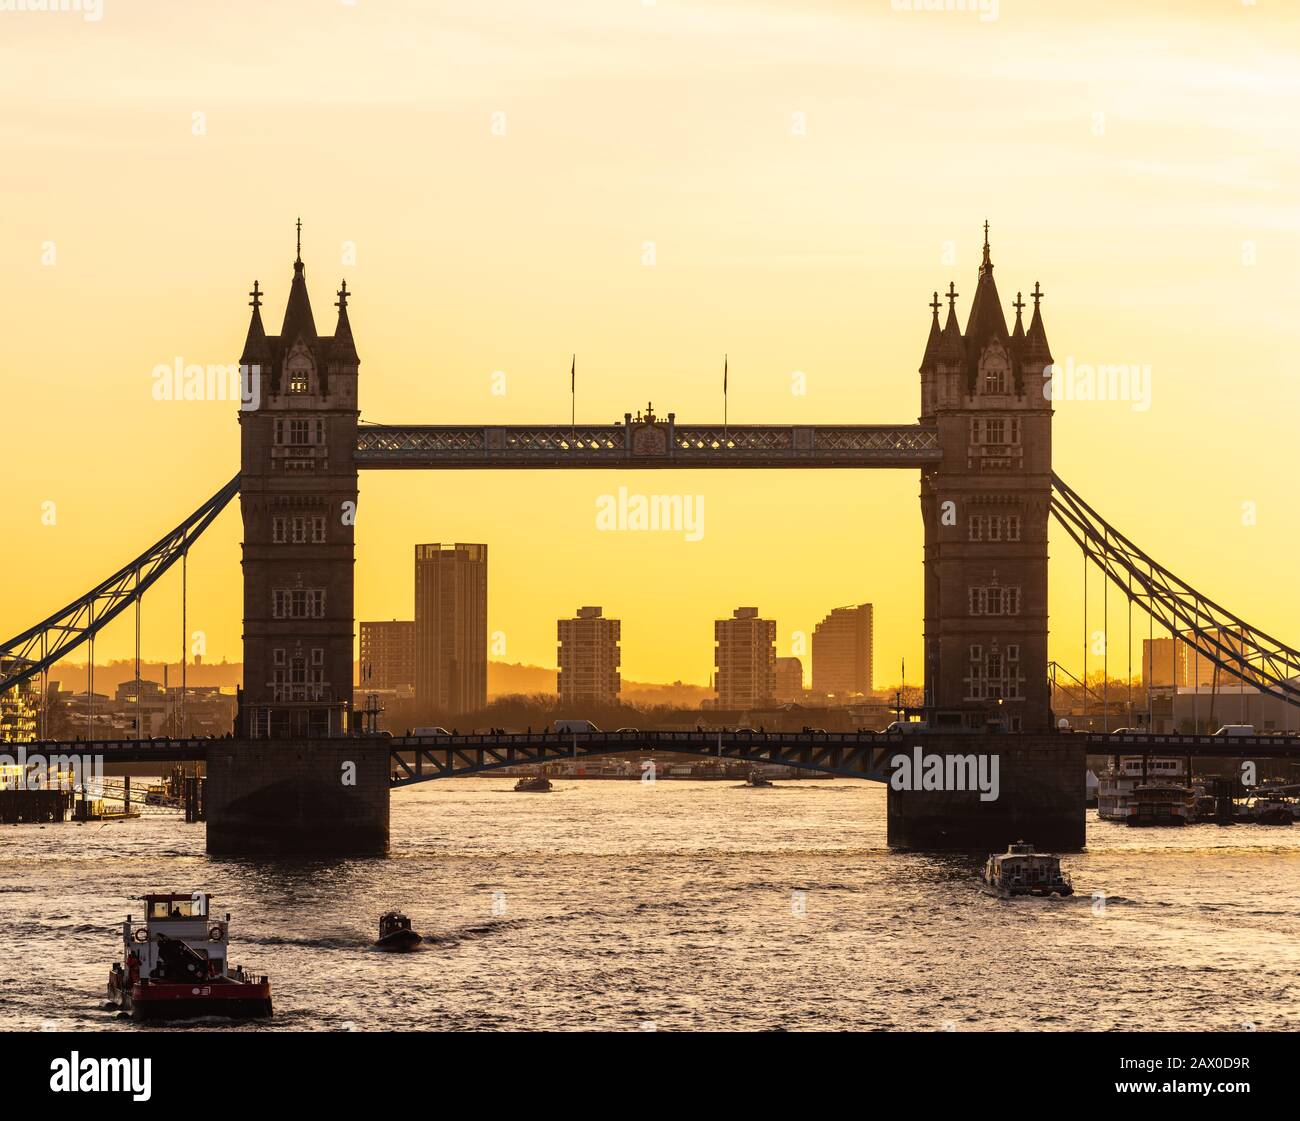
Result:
[886, 734, 1085, 852]
[205, 739, 389, 856]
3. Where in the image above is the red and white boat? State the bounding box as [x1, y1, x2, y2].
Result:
[107, 893, 272, 1021]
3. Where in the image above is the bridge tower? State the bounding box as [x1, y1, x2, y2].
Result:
[919, 227, 1054, 732]
[236, 228, 359, 738]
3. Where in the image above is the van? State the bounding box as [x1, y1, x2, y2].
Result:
[1212, 724, 1255, 737]
[553, 720, 599, 734]
[412, 726, 451, 737]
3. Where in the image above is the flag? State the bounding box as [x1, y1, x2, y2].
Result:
[571, 354, 575, 393]
[723, 354, 728, 394]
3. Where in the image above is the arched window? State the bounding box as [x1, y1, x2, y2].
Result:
[284, 345, 314, 395]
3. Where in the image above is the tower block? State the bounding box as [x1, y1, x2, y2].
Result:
[237, 230, 359, 737]
[918, 227, 1054, 733]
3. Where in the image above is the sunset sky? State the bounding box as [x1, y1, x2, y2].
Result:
[3, 0, 1298, 689]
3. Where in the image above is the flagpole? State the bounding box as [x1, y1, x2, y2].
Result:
[570, 353, 575, 434]
[723, 353, 728, 439]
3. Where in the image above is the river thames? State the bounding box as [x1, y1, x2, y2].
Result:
[2, 779, 1296, 1032]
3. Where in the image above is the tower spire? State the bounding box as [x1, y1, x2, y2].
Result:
[980, 219, 992, 272]
[295, 217, 302, 264]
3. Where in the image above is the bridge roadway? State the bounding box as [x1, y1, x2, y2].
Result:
[7, 730, 1299, 786]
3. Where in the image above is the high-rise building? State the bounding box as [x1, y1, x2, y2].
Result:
[1143, 628, 1259, 691]
[0, 657, 38, 743]
[774, 656, 804, 702]
[414, 543, 487, 715]
[557, 606, 621, 705]
[812, 604, 874, 697]
[359, 620, 416, 694]
[714, 607, 776, 709]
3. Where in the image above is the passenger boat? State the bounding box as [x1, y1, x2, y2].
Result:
[106, 893, 271, 1021]
[982, 841, 1073, 898]
[1098, 757, 1188, 821]
[514, 774, 552, 792]
[375, 910, 423, 951]
[1125, 781, 1193, 826]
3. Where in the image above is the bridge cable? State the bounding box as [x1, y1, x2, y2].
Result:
[1052, 474, 1300, 711]
[0, 474, 240, 695]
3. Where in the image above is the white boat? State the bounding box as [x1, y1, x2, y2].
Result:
[1098, 757, 1188, 821]
[982, 842, 1073, 898]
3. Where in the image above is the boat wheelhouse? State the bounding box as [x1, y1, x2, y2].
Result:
[376, 910, 423, 951]
[106, 892, 271, 1021]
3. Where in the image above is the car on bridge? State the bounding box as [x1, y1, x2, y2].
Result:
[1212, 724, 1256, 737]
[411, 726, 451, 737]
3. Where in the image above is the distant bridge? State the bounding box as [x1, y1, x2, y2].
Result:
[9, 729, 1300, 787]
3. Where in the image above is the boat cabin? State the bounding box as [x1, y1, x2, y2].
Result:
[121, 892, 231, 983]
[987, 843, 1069, 891]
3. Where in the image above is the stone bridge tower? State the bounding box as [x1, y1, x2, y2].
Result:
[237, 227, 359, 737]
[919, 227, 1054, 732]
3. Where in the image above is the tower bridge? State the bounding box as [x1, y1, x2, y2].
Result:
[3, 226, 1298, 854]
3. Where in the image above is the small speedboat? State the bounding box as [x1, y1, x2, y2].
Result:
[982, 841, 1073, 898]
[514, 775, 552, 793]
[106, 893, 271, 1020]
[375, 910, 422, 951]
[745, 771, 773, 788]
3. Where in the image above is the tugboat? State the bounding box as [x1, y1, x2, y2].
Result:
[982, 841, 1073, 898]
[106, 893, 271, 1021]
[745, 770, 774, 787]
[375, 910, 423, 951]
[514, 774, 552, 792]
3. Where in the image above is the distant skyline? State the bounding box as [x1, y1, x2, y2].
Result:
[5, 0, 1299, 689]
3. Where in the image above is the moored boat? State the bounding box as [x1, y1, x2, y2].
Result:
[514, 774, 552, 792]
[375, 910, 423, 951]
[106, 893, 271, 1021]
[1125, 781, 1193, 826]
[1098, 756, 1188, 821]
[983, 841, 1073, 898]
[1248, 796, 1295, 826]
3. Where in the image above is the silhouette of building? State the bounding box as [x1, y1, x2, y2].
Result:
[238, 228, 358, 738]
[359, 620, 416, 695]
[714, 608, 776, 709]
[812, 604, 873, 698]
[774, 657, 804, 702]
[415, 544, 487, 715]
[919, 224, 1053, 731]
[1144, 628, 1260, 692]
[557, 606, 621, 704]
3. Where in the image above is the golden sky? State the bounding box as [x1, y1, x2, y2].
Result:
[3, 0, 1298, 688]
